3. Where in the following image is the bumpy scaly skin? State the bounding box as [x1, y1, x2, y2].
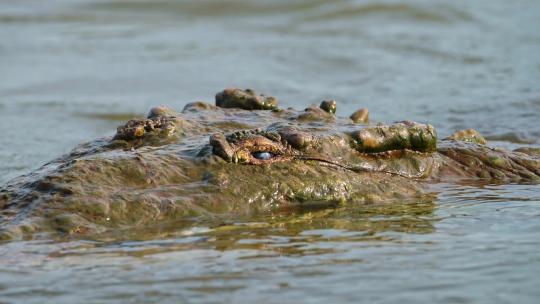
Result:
[320, 100, 337, 114]
[350, 108, 369, 124]
[0, 88, 539, 240]
[113, 116, 175, 141]
[215, 88, 278, 110]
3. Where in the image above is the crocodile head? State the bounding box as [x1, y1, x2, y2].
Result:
[1, 88, 539, 240]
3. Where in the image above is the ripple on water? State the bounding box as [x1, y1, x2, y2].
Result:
[1, 0, 540, 303]
[1, 183, 539, 303]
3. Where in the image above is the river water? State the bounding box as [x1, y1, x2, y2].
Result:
[1, 0, 540, 303]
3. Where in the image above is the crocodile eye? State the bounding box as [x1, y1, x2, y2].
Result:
[252, 151, 273, 160]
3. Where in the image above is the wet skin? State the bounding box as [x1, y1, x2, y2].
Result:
[1, 88, 539, 240]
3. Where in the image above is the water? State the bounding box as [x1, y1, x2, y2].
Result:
[1, 0, 540, 303]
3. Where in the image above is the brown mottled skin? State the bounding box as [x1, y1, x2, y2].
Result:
[0, 88, 539, 240]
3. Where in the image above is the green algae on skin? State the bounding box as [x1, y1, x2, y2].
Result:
[350, 122, 437, 153]
[215, 88, 278, 110]
[1, 88, 539, 241]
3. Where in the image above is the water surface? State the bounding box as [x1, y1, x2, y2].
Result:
[1, 0, 540, 303]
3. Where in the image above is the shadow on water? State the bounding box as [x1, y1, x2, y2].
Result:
[28, 198, 437, 260]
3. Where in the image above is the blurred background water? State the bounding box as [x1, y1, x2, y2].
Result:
[1, 0, 540, 303]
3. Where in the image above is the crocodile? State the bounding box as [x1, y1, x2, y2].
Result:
[1, 88, 539, 240]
